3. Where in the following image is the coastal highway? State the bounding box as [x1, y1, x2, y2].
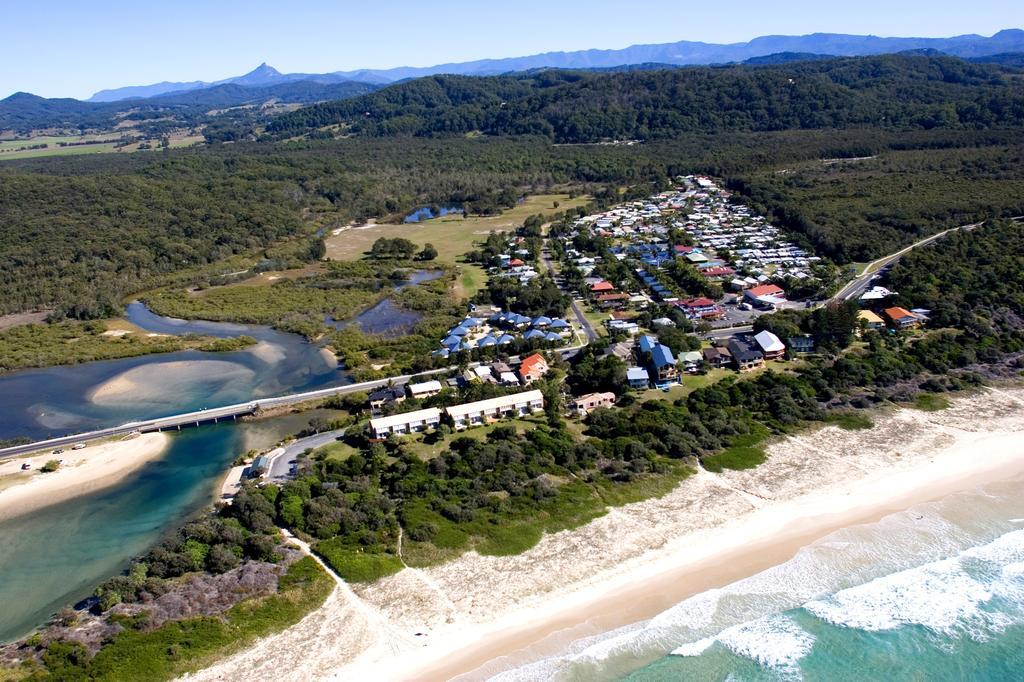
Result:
[0, 344, 586, 460]
[0, 368, 454, 460]
[831, 221, 985, 303]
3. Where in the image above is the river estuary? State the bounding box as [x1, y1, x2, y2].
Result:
[0, 303, 354, 641]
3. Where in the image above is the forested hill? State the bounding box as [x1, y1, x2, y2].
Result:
[266, 54, 1024, 142]
[0, 80, 378, 134]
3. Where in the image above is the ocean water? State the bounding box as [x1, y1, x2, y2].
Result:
[493, 480, 1024, 681]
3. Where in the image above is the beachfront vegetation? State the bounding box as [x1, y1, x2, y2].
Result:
[23, 557, 331, 681]
[0, 321, 256, 374]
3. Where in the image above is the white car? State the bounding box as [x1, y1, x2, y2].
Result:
[72, 443, 86, 450]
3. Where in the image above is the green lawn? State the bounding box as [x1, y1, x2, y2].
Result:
[399, 416, 549, 461]
[324, 193, 590, 263]
[453, 263, 487, 299]
[313, 440, 360, 463]
[640, 368, 732, 401]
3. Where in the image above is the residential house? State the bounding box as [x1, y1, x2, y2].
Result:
[727, 337, 765, 372]
[627, 366, 651, 389]
[518, 353, 550, 384]
[603, 341, 635, 362]
[678, 350, 704, 372]
[884, 306, 921, 330]
[572, 392, 616, 416]
[858, 310, 885, 331]
[368, 386, 406, 412]
[406, 379, 443, 399]
[753, 330, 786, 360]
[369, 408, 442, 439]
[595, 293, 630, 309]
[446, 390, 545, 429]
[589, 280, 615, 293]
[650, 343, 679, 384]
[638, 334, 658, 356]
[788, 335, 815, 354]
[703, 346, 732, 368]
[607, 319, 640, 335]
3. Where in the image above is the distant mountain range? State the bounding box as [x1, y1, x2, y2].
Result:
[87, 29, 1024, 102]
[0, 79, 378, 134]
[87, 63, 366, 102]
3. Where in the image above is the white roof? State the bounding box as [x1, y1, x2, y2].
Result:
[370, 408, 441, 431]
[445, 390, 544, 419]
[627, 367, 650, 380]
[500, 371, 520, 384]
[753, 330, 786, 353]
[407, 380, 442, 394]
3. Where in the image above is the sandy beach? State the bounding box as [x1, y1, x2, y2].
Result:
[0, 433, 170, 521]
[186, 387, 1024, 682]
[89, 360, 255, 406]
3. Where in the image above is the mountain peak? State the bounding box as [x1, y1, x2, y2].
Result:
[231, 63, 283, 85]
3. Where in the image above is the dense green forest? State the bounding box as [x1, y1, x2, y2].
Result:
[729, 143, 1024, 261]
[267, 55, 1024, 142]
[0, 136, 669, 316]
[4, 123, 1022, 318]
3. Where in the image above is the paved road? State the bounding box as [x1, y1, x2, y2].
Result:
[267, 429, 346, 481]
[0, 367, 455, 460]
[540, 248, 599, 343]
[831, 222, 984, 303]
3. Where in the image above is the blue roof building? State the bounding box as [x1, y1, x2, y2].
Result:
[478, 335, 497, 347]
[497, 334, 516, 345]
[523, 328, 546, 340]
[651, 344, 676, 369]
[549, 318, 570, 330]
[450, 325, 471, 336]
[442, 335, 462, 348]
[545, 332, 563, 342]
[532, 316, 552, 327]
[638, 335, 658, 354]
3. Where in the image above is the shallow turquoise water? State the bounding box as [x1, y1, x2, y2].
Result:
[0, 305, 350, 641]
[494, 480, 1024, 681]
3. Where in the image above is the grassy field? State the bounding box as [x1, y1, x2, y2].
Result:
[324, 193, 590, 263]
[0, 133, 203, 161]
[453, 263, 487, 299]
[908, 392, 952, 412]
[701, 426, 770, 472]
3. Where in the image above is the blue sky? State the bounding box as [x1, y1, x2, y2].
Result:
[2, 0, 1021, 99]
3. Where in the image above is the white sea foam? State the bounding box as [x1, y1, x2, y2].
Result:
[671, 614, 815, 674]
[805, 529, 1024, 640]
[493, 496, 1024, 682]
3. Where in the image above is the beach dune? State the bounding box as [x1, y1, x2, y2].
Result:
[0, 433, 170, 522]
[185, 387, 1024, 682]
